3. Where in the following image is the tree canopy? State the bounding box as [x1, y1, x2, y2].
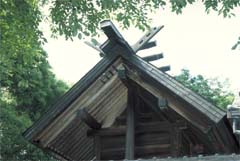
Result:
[0, 97, 56, 160]
[47, 0, 240, 41]
[175, 69, 234, 110]
[1, 0, 68, 120]
[1, 0, 68, 160]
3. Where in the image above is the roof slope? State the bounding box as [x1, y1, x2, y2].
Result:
[23, 53, 119, 141]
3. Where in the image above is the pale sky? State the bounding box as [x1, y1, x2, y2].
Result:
[42, 2, 240, 92]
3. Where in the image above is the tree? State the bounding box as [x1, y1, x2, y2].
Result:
[0, 97, 55, 161]
[1, 0, 68, 160]
[1, 0, 68, 120]
[0, 0, 46, 65]
[46, 0, 240, 41]
[175, 69, 234, 110]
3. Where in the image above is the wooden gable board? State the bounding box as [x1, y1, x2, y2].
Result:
[121, 53, 225, 124]
[119, 53, 238, 153]
[23, 53, 119, 141]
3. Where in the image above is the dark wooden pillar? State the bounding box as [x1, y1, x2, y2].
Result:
[94, 136, 101, 160]
[125, 88, 135, 160]
[171, 126, 183, 157]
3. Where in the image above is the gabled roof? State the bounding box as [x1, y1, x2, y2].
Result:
[23, 20, 239, 160]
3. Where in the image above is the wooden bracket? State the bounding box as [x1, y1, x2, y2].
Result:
[84, 41, 106, 57]
[117, 66, 127, 80]
[139, 41, 157, 50]
[132, 26, 164, 53]
[158, 98, 168, 110]
[158, 65, 171, 72]
[142, 53, 163, 62]
[78, 109, 101, 130]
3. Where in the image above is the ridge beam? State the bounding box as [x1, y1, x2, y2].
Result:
[100, 20, 124, 40]
[100, 20, 135, 55]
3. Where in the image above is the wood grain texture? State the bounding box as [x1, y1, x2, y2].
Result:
[125, 88, 135, 159]
[78, 109, 101, 129]
[23, 54, 119, 142]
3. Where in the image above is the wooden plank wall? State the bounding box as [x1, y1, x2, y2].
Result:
[89, 91, 191, 160]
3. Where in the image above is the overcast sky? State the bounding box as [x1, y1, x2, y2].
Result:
[42, 2, 240, 93]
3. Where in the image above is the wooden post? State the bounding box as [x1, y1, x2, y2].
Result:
[94, 136, 101, 160]
[125, 88, 135, 160]
[171, 126, 183, 157]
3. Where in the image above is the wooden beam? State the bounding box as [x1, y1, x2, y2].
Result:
[125, 88, 135, 160]
[116, 112, 163, 125]
[134, 84, 171, 123]
[117, 65, 131, 89]
[132, 26, 164, 53]
[101, 144, 171, 160]
[99, 20, 164, 58]
[158, 65, 171, 72]
[187, 124, 216, 154]
[158, 98, 168, 110]
[101, 144, 171, 159]
[216, 120, 239, 153]
[117, 66, 127, 79]
[123, 59, 213, 133]
[94, 136, 101, 160]
[100, 20, 135, 55]
[23, 53, 119, 147]
[88, 121, 187, 137]
[100, 20, 124, 40]
[139, 41, 157, 50]
[142, 53, 163, 62]
[84, 41, 105, 57]
[78, 109, 101, 130]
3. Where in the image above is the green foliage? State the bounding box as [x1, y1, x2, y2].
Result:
[0, 0, 46, 57]
[47, 0, 240, 40]
[175, 69, 234, 110]
[0, 0, 68, 159]
[1, 49, 68, 120]
[0, 93, 55, 160]
[0, 0, 69, 120]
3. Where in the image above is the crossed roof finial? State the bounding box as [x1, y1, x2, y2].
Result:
[85, 20, 170, 72]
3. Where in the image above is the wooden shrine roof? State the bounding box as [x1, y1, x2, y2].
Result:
[23, 20, 239, 160]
